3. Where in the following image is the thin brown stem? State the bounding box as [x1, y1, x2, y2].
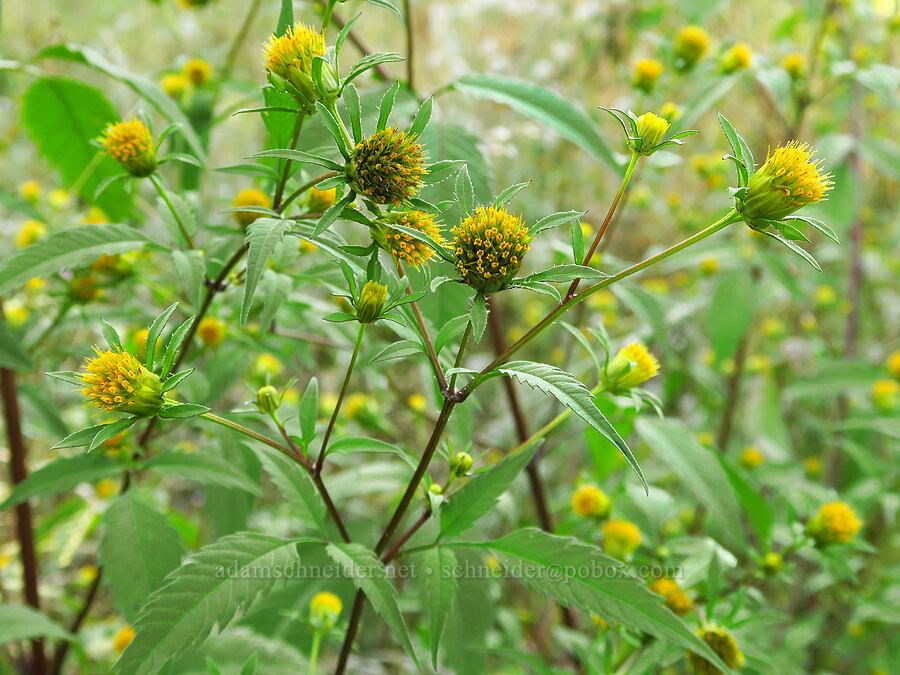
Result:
[716, 335, 749, 452]
[381, 509, 430, 564]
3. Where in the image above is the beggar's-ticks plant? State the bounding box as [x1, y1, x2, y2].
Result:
[8, 1, 889, 674]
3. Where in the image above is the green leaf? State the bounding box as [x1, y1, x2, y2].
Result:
[343, 53, 404, 88]
[148, 450, 261, 495]
[455, 74, 619, 172]
[716, 454, 773, 546]
[88, 418, 138, 452]
[408, 96, 433, 138]
[708, 269, 755, 360]
[454, 164, 475, 215]
[249, 148, 343, 171]
[115, 533, 310, 675]
[313, 191, 355, 236]
[636, 418, 746, 551]
[276, 0, 293, 36]
[258, 271, 291, 332]
[325, 542, 419, 666]
[377, 82, 401, 131]
[417, 547, 458, 668]
[99, 491, 187, 622]
[21, 76, 132, 219]
[246, 444, 327, 534]
[529, 209, 586, 237]
[298, 377, 318, 446]
[0, 604, 74, 643]
[158, 403, 210, 420]
[519, 264, 608, 284]
[160, 317, 194, 379]
[241, 218, 291, 326]
[0, 225, 149, 296]
[439, 438, 541, 539]
[325, 436, 416, 468]
[495, 361, 646, 491]
[451, 529, 733, 673]
[469, 294, 487, 344]
[0, 321, 33, 370]
[0, 453, 121, 510]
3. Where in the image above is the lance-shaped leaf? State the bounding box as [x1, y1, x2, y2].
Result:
[241, 218, 291, 326]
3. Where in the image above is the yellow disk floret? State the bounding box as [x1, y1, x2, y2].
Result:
[604, 342, 660, 390]
[571, 484, 611, 518]
[741, 141, 833, 225]
[649, 578, 693, 616]
[263, 23, 327, 107]
[806, 501, 862, 545]
[452, 206, 531, 293]
[233, 188, 271, 227]
[348, 128, 427, 205]
[602, 519, 642, 559]
[79, 348, 164, 417]
[380, 210, 443, 267]
[101, 119, 157, 177]
[16, 220, 47, 248]
[688, 624, 744, 674]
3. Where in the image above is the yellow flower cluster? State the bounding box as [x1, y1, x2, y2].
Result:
[16, 219, 47, 248]
[806, 501, 862, 545]
[602, 519, 642, 559]
[571, 484, 611, 518]
[101, 119, 157, 177]
[79, 348, 163, 417]
[349, 128, 427, 205]
[264, 23, 327, 107]
[649, 578, 693, 615]
[688, 625, 744, 674]
[452, 206, 531, 293]
[674, 26, 710, 66]
[380, 210, 443, 267]
[232, 188, 271, 227]
[604, 342, 660, 391]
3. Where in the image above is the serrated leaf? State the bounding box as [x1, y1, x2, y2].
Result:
[99, 491, 187, 622]
[158, 403, 209, 419]
[145, 303, 178, 372]
[0, 453, 121, 509]
[246, 444, 326, 534]
[408, 96, 433, 138]
[115, 533, 311, 674]
[439, 438, 541, 539]
[0, 605, 73, 643]
[469, 294, 488, 344]
[519, 264, 608, 284]
[241, 218, 291, 326]
[708, 269, 755, 360]
[529, 209, 586, 236]
[326, 542, 418, 666]
[495, 361, 646, 491]
[148, 450, 261, 495]
[451, 529, 734, 673]
[455, 164, 474, 215]
[418, 547, 457, 668]
[0, 225, 149, 296]
[343, 53, 404, 88]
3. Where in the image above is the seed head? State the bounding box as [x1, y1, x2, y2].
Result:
[233, 188, 271, 227]
[740, 142, 833, 226]
[806, 501, 862, 546]
[379, 210, 443, 267]
[355, 280, 387, 324]
[571, 484, 611, 518]
[79, 348, 164, 417]
[101, 119, 157, 177]
[688, 625, 744, 674]
[452, 206, 531, 293]
[348, 128, 427, 205]
[604, 342, 660, 391]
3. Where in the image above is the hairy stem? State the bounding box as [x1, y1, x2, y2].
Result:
[151, 175, 195, 249]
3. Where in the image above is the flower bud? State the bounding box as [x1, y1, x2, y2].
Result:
[101, 119, 158, 177]
[450, 451, 474, 477]
[603, 342, 660, 391]
[429, 483, 443, 495]
[79, 348, 164, 418]
[762, 551, 783, 575]
[806, 501, 862, 546]
[630, 112, 670, 155]
[721, 43, 752, 73]
[309, 591, 342, 632]
[633, 58, 663, 92]
[19, 180, 41, 204]
[355, 280, 387, 324]
[674, 26, 710, 69]
[255, 385, 282, 414]
[782, 52, 806, 79]
[570, 484, 611, 518]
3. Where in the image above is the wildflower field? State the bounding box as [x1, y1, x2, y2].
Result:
[1, 0, 899, 673]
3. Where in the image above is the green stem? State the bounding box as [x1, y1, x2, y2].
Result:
[308, 630, 323, 675]
[402, 0, 414, 92]
[327, 101, 355, 150]
[321, 0, 338, 32]
[396, 259, 447, 393]
[150, 175, 195, 249]
[199, 412, 289, 455]
[221, 0, 262, 84]
[28, 301, 72, 355]
[314, 323, 365, 474]
[565, 150, 640, 301]
[272, 114, 306, 211]
[278, 171, 339, 214]
[463, 209, 741, 398]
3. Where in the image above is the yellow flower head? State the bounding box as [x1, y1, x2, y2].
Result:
[722, 43, 753, 73]
[783, 52, 806, 79]
[407, 393, 427, 412]
[233, 188, 271, 228]
[161, 73, 190, 97]
[94, 478, 119, 499]
[872, 378, 900, 412]
[571, 484, 611, 518]
[101, 119, 157, 177]
[814, 284, 837, 307]
[452, 206, 531, 293]
[16, 219, 47, 249]
[355, 280, 387, 324]
[113, 625, 135, 652]
[803, 457, 823, 477]
[674, 26, 710, 66]
[5, 301, 29, 327]
[49, 189, 70, 209]
[688, 625, 744, 674]
[253, 352, 283, 378]
[740, 141, 833, 225]
[649, 578, 693, 615]
[660, 101, 682, 123]
[69, 275, 103, 303]
[602, 519, 642, 559]
[631, 112, 670, 155]
[605, 342, 660, 391]
[887, 350, 900, 379]
[197, 316, 226, 347]
[264, 23, 327, 107]
[309, 591, 342, 631]
[348, 127, 427, 205]
[806, 501, 862, 545]
[738, 445, 765, 469]
[379, 210, 444, 267]
[19, 180, 41, 203]
[762, 551, 783, 575]
[182, 58, 212, 85]
[81, 207, 109, 225]
[305, 185, 337, 212]
[343, 392, 372, 421]
[634, 58, 663, 91]
[79, 348, 164, 417]
[700, 256, 720, 275]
